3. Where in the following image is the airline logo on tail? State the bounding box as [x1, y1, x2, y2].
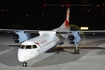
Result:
[65, 19, 69, 28]
[65, 8, 70, 28]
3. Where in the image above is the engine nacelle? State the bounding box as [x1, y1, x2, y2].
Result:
[13, 30, 31, 43]
[68, 31, 81, 44]
[13, 34, 19, 43]
[68, 35, 75, 40]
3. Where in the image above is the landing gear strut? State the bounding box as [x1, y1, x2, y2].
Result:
[22, 62, 27, 67]
[74, 43, 80, 54]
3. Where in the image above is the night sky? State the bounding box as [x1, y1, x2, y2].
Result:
[0, 0, 105, 30]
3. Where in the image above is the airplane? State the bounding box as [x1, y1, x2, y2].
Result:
[0, 7, 80, 67]
[0, 6, 105, 67]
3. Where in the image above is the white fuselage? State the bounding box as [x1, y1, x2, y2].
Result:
[18, 34, 59, 62]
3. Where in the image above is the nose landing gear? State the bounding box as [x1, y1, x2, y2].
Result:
[22, 62, 27, 67]
[74, 43, 80, 54]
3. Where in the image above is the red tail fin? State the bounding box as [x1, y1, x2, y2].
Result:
[65, 19, 69, 27]
[59, 8, 70, 28]
[52, 7, 70, 32]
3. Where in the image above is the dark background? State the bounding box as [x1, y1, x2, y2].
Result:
[0, 0, 105, 30]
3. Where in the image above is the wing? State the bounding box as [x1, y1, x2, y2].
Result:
[0, 28, 105, 42]
[0, 29, 42, 43]
[0, 28, 105, 49]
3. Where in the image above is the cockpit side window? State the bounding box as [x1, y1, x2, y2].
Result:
[20, 45, 25, 49]
[33, 45, 37, 48]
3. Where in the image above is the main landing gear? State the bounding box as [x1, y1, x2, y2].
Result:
[22, 61, 27, 67]
[74, 43, 80, 54]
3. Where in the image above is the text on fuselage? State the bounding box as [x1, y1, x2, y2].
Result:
[39, 39, 47, 44]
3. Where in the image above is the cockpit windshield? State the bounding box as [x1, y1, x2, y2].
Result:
[20, 45, 37, 49]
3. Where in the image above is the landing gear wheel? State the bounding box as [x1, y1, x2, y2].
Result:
[77, 50, 80, 54]
[22, 62, 27, 67]
[74, 48, 80, 54]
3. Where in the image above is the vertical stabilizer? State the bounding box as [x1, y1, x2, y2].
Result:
[53, 7, 70, 31]
[59, 8, 70, 29]
[58, 8, 70, 39]
[52, 7, 70, 39]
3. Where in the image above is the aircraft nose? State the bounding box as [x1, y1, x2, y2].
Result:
[18, 56, 26, 62]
